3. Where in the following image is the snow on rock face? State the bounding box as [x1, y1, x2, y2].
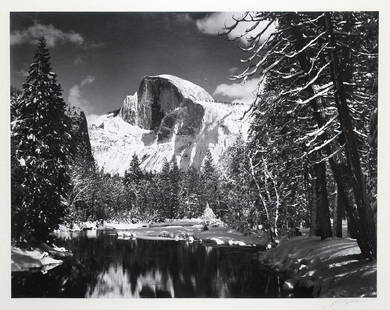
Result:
[120, 92, 138, 125]
[88, 74, 250, 175]
[155, 74, 214, 102]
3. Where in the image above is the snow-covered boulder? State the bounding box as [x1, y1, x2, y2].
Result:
[11, 247, 63, 273]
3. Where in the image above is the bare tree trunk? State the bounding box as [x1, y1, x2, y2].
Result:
[325, 12, 376, 259]
[313, 162, 333, 240]
[334, 180, 345, 237]
[331, 163, 358, 238]
[346, 203, 358, 239]
[309, 168, 319, 237]
[303, 165, 311, 229]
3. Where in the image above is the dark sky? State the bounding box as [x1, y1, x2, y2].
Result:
[10, 12, 245, 116]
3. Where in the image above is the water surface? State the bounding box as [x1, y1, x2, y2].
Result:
[12, 231, 285, 298]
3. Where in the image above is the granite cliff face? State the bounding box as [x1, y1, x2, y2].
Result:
[66, 107, 94, 164]
[120, 75, 214, 141]
[89, 75, 249, 175]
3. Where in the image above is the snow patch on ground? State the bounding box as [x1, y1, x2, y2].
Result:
[102, 222, 147, 230]
[262, 237, 376, 297]
[54, 212, 264, 248]
[210, 237, 225, 245]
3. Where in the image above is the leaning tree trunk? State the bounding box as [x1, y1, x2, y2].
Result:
[325, 12, 376, 259]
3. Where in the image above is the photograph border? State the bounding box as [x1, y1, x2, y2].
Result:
[1, 0, 389, 309]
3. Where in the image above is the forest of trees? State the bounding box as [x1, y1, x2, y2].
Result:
[63, 144, 309, 236]
[11, 12, 377, 261]
[65, 152, 224, 224]
[225, 11, 378, 258]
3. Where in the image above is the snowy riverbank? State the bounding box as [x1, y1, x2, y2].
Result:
[260, 236, 376, 297]
[54, 220, 267, 248]
[11, 244, 71, 273]
[52, 207, 266, 247]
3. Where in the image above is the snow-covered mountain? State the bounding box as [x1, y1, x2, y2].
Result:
[88, 74, 250, 175]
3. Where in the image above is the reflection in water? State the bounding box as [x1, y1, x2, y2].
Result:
[12, 232, 283, 298]
[87, 266, 175, 298]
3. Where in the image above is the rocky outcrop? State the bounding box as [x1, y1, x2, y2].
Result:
[120, 93, 138, 125]
[88, 74, 249, 174]
[120, 75, 214, 144]
[66, 106, 94, 164]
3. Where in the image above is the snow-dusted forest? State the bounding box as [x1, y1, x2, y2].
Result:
[10, 11, 377, 298]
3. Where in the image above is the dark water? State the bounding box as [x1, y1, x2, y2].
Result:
[12, 232, 286, 298]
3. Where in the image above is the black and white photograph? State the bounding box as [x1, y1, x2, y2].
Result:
[4, 1, 385, 303]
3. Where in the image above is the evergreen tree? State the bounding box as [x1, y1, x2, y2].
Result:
[137, 173, 160, 221]
[169, 158, 180, 218]
[158, 159, 173, 219]
[11, 38, 71, 243]
[11, 87, 24, 241]
[179, 167, 202, 218]
[124, 154, 143, 185]
[11, 87, 22, 121]
[227, 12, 377, 257]
[200, 151, 221, 216]
[123, 154, 144, 217]
[220, 137, 259, 233]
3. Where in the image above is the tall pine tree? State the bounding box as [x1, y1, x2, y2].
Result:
[158, 159, 173, 219]
[201, 151, 221, 216]
[11, 38, 71, 243]
[169, 158, 180, 218]
[124, 153, 143, 186]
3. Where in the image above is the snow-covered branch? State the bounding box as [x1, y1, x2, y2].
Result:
[307, 132, 341, 155]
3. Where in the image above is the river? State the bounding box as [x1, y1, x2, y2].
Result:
[12, 230, 288, 298]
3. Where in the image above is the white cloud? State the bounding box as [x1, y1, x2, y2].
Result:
[213, 78, 263, 104]
[68, 85, 85, 108]
[80, 75, 95, 86]
[11, 23, 84, 47]
[68, 76, 95, 110]
[196, 12, 276, 45]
